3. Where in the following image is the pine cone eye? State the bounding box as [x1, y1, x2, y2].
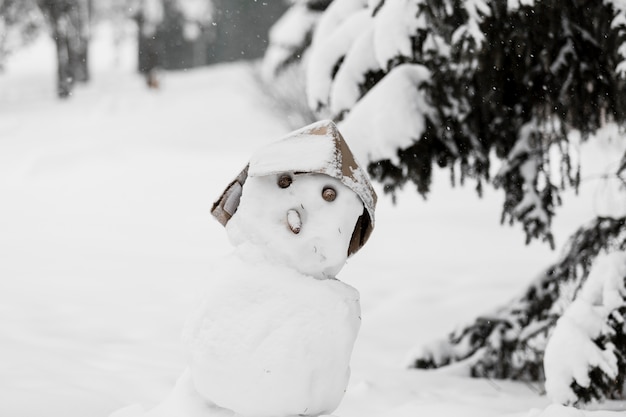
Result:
[278, 175, 292, 189]
[322, 187, 336, 202]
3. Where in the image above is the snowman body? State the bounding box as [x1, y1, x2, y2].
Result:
[183, 246, 361, 417]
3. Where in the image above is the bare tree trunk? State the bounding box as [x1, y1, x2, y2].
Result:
[72, 0, 90, 83]
[38, 0, 91, 98]
[53, 24, 74, 98]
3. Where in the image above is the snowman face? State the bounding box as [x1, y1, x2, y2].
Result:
[226, 172, 364, 279]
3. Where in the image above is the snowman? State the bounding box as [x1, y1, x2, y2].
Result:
[111, 120, 376, 417]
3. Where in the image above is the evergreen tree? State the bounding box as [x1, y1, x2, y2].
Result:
[264, 0, 626, 405]
[267, 0, 626, 245]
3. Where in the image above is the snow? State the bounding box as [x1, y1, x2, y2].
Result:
[507, 0, 535, 11]
[329, 26, 380, 117]
[182, 248, 361, 416]
[459, 0, 491, 48]
[585, 124, 626, 219]
[372, 0, 422, 70]
[312, 0, 368, 46]
[266, 4, 317, 48]
[306, 9, 372, 112]
[261, 4, 320, 79]
[247, 131, 339, 177]
[338, 63, 434, 165]
[525, 403, 626, 417]
[1, 23, 624, 417]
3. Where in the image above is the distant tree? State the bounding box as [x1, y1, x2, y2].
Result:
[263, 0, 626, 406]
[134, 0, 216, 86]
[132, 0, 288, 87]
[208, 0, 290, 63]
[37, 0, 92, 98]
[0, 0, 43, 71]
[133, 0, 165, 82]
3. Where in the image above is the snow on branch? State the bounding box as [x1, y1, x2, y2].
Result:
[312, 0, 368, 46]
[262, 4, 323, 79]
[372, 0, 423, 70]
[329, 26, 384, 119]
[338, 64, 434, 165]
[494, 117, 574, 249]
[409, 217, 626, 391]
[607, 0, 626, 77]
[451, 0, 491, 53]
[544, 250, 626, 405]
[306, 9, 372, 112]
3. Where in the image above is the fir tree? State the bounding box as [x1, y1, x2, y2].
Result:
[266, 0, 626, 245]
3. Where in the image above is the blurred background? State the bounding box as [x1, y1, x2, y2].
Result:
[1, 1, 625, 416]
[0, 0, 289, 96]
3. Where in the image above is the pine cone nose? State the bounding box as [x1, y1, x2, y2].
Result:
[287, 209, 301, 234]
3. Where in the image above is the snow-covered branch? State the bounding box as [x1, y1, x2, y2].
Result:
[409, 217, 626, 391]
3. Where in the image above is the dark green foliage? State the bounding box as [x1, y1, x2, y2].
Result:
[307, 0, 333, 12]
[369, 120, 457, 196]
[411, 216, 626, 391]
[365, 0, 626, 246]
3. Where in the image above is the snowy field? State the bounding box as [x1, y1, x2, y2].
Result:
[1, 27, 624, 417]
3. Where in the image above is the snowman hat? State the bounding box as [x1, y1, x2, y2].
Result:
[212, 120, 377, 256]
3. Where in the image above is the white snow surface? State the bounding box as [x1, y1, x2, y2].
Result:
[1, 25, 625, 417]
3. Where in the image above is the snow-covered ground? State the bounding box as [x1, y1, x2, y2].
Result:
[1, 26, 624, 417]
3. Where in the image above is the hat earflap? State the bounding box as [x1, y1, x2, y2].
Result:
[211, 166, 248, 226]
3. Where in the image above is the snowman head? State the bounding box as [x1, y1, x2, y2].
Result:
[212, 120, 377, 279]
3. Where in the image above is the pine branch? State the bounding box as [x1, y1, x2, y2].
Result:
[410, 217, 626, 383]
